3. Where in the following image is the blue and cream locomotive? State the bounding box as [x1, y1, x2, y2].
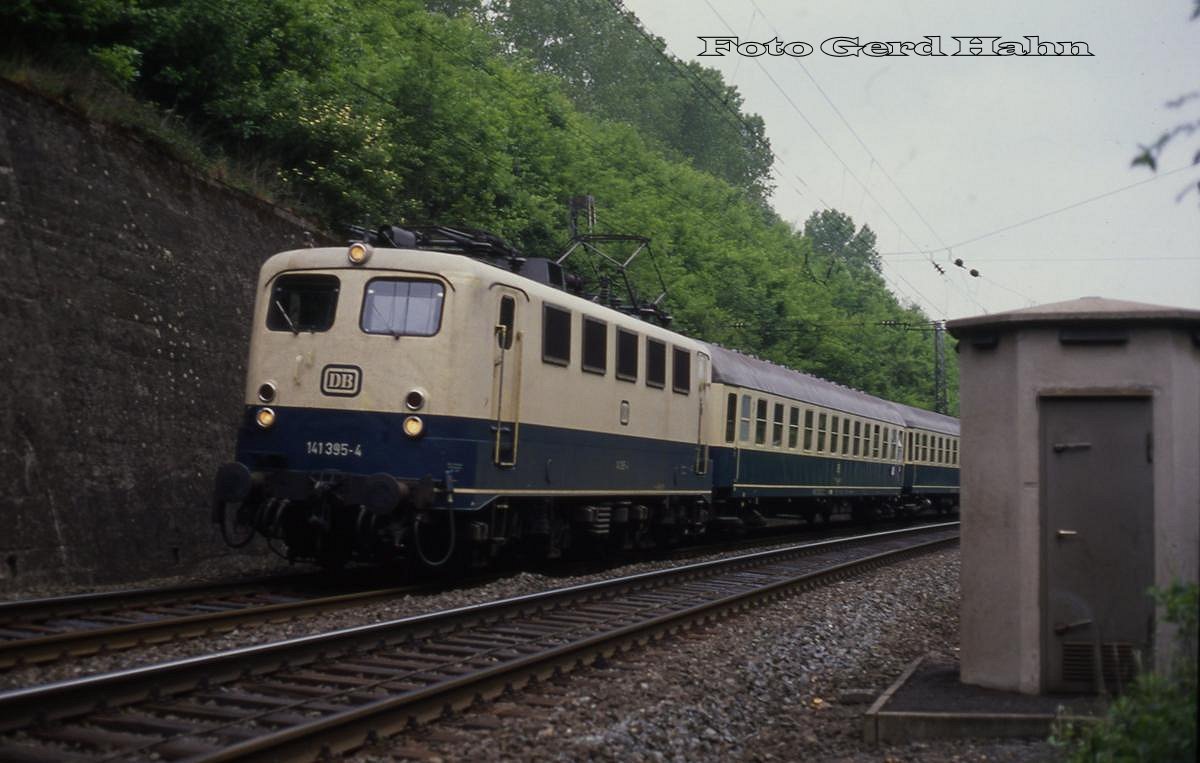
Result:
[213, 228, 959, 567]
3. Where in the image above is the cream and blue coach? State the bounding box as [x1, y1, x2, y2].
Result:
[890, 402, 960, 512]
[701, 344, 911, 522]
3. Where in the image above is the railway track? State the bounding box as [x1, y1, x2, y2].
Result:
[0, 574, 430, 670]
[0, 517, 939, 672]
[0, 522, 958, 762]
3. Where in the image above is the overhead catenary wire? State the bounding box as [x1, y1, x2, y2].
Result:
[879, 163, 1199, 256]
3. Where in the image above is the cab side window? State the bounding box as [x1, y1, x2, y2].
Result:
[542, 304, 571, 365]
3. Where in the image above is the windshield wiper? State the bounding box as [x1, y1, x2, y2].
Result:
[274, 300, 301, 335]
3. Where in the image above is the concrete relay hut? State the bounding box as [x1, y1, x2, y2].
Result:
[946, 297, 1200, 695]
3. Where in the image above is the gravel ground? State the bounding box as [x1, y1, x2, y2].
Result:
[347, 550, 1058, 763]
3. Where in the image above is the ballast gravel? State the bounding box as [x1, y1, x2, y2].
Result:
[350, 550, 1057, 763]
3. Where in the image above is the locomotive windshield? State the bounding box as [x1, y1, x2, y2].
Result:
[266, 274, 339, 333]
[361, 278, 445, 336]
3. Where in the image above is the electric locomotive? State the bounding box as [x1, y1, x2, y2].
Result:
[213, 228, 715, 568]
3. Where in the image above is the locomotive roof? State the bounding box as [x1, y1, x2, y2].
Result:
[886, 401, 960, 435]
[700, 342, 907, 426]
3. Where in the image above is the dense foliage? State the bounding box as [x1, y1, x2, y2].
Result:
[1053, 582, 1198, 763]
[2, 0, 955, 409]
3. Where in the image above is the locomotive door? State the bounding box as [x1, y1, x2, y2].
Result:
[491, 288, 525, 467]
[695, 352, 710, 474]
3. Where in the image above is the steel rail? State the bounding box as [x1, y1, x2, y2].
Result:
[0, 523, 957, 761]
[0, 584, 431, 669]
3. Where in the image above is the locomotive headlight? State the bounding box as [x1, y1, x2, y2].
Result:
[347, 242, 373, 265]
[255, 407, 277, 429]
[402, 415, 425, 438]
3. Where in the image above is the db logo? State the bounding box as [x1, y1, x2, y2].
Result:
[321, 364, 362, 397]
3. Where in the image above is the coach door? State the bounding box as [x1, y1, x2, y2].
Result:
[491, 288, 524, 467]
[1041, 396, 1153, 693]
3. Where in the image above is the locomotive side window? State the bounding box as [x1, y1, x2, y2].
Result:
[788, 407, 799, 448]
[497, 296, 515, 349]
[740, 394, 752, 441]
[842, 418, 851, 455]
[672, 347, 691, 394]
[829, 416, 840, 454]
[582, 317, 607, 375]
[361, 279, 444, 336]
[772, 403, 784, 447]
[725, 393, 737, 443]
[755, 399, 767, 445]
[646, 339, 667, 388]
[268, 274, 339, 333]
[542, 304, 571, 366]
[616, 328, 639, 382]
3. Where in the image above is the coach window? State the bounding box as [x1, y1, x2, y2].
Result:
[542, 304, 571, 365]
[881, 427, 889, 460]
[803, 410, 814, 450]
[872, 424, 881, 459]
[616, 328, 638, 382]
[755, 399, 768, 445]
[853, 421, 862, 456]
[954, 440, 960, 465]
[772, 403, 784, 447]
[788, 407, 800, 448]
[724, 393, 737, 443]
[672, 347, 691, 394]
[646, 339, 667, 388]
[842, 418, 851, 455]
[830, 416, 840, 453]
[816, 413, 827, 453]
[582, 317, 608, 375]
[361, 278, 445, 336]
[740, 395, 752, 441]
[923, 433, 930, 463]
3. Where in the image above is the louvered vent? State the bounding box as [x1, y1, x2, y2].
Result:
[1062, 642, 1139, 689]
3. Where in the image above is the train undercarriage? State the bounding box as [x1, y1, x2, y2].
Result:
[214, 465, 957, 572]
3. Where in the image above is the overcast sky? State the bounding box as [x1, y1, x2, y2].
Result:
[621, 0, 1200, 320]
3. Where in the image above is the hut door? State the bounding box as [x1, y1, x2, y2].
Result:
[1042, 396, 1154, 693]
[491, 291, 523, 467]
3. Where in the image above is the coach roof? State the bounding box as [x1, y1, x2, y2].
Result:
[887, 401, 960, 435]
